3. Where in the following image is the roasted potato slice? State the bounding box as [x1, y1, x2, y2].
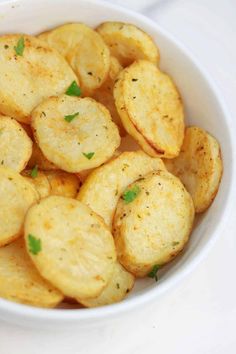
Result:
[22, 169, 51, 199]
[80, 261, 134, 307]
[0, 115, 32, 172]
[113, 170, 194, 277]
[44, 170, 80, 198]
[0, 238, 63, 307]
[92, 57, 125, 136]
[39, 23, 110, 95]
[0, 34, 77, 124]
[32, 95, 120, 173]
[114, 60, 184, 158]
[27, 143, 58, 171]
[164, 126, 223, 212]
[24, 196, 116, 300]
[97, 22, 160, 67]
[77, 150, 165, 228]
[0, 167, 39, 247]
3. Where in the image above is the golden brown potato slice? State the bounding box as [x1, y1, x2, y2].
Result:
[32, 95, 120, 173]
[77, 150, 165, 228]
[39, 23, 110, 95]
[27, 143, 58, 171]
[97, 22, 160, 67]
[24, 196, 116, 300]
[113, 170, 194, 277]
[22, 169, 51, 199]
[0, 238, 63, 307]
[164, 126, 223, 213]
[92, 57, 125, 136]
[44, 170, 80, 198]
[0, 115, 32, 172]
[0, 34, 78, 124]
[80, 261, 134, 307]
[114, 60, 184, 158]
[0, 167, 39, 247]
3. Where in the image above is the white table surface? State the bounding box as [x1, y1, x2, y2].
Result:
[0, 1, 235, 353]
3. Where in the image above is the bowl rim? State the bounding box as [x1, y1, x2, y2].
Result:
[0, 0, 235, 324]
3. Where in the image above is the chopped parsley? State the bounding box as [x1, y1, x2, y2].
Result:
[83, 152, 95, 160]
[64, 111, 79, 123]
[122, 185, 140, 204]
[148, 265, 160, 281]
[28, 234, 42, 255]
[65, 81, 82, 97]
[172, 241, 180, 247]
[116, 283, 120, 289]
[14, 37, 25, 56]
[30, 165, 38, 178]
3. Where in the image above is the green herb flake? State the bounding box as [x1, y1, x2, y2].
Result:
[65, 81, 82, 97]
[14, 37, 25, 56]
[64, 111, 79, 123]
[83, 152, 95, 160]
[148, 264, 160, 282]
[30, 165, 38, 178]
[116, 283, 120, 289]
[122, 185, 140, 204]
[28, 234, 42, 255]
[172, 241, 180, 247]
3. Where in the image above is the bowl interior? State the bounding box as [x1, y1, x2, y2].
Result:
[0, 0, 233, 324]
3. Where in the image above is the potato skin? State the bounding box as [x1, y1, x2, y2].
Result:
[0, 34, 77, 124]
[77, 150, 166, 228]
[32, 95, 120, 173]
[114, 60, 184, 158]
[0, 115, 32, 172]
[80, 261, 134, 307]
[24, 196, 116, 300]
[113, 170, 194, 277]
[0, 166, 39, 247]
[0, 238, 63, 307]
[97, 22, 160, 67]
[164, 126, 223, 212]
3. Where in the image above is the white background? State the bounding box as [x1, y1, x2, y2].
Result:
[0, 1, 235, 353]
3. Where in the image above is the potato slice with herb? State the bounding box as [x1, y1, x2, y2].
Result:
[113, 170, 194, 277]
[97, 22, 160, 67]
[39, 23, 110, 95]
[0, 115, 32, 172]
[27, 143, 58, 171]
[22, 169, 51, 199]
[114, 60, 184, 158]
[0, 166, 39, 247]
[92, 56, 125, 135]
[0, 34, 78, 124]
[0, 238, 63, 307]
[44, 170, 80, 198]
[32, 95, 120, 173]
[24, 196, 116, 300]
[164, 126, 223, 212]
[77, 150, 165, 228]
[80, 261, 134, 307]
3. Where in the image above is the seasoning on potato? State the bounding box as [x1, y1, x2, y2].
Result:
[80, 261, 134, 307]
[113, 170, 195, 277]
[0, 34, 78, 124]
[0, 238, 63, 307]
[0, 166, 39, 247]
[114, 60, 184, 158]
[97, 21, 160, 67]
[164, 126, 223, 213]
[0, 115, 32, 172]
[24, 196, 116, 300]
[39, 23, 110, 95]
[77, 150, 166, 228]
[32, 95, 120, 173]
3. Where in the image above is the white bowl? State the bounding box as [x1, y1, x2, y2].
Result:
[0, 0, 234, 329]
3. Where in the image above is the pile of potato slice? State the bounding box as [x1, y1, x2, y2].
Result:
[0, 22, 222, 309]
